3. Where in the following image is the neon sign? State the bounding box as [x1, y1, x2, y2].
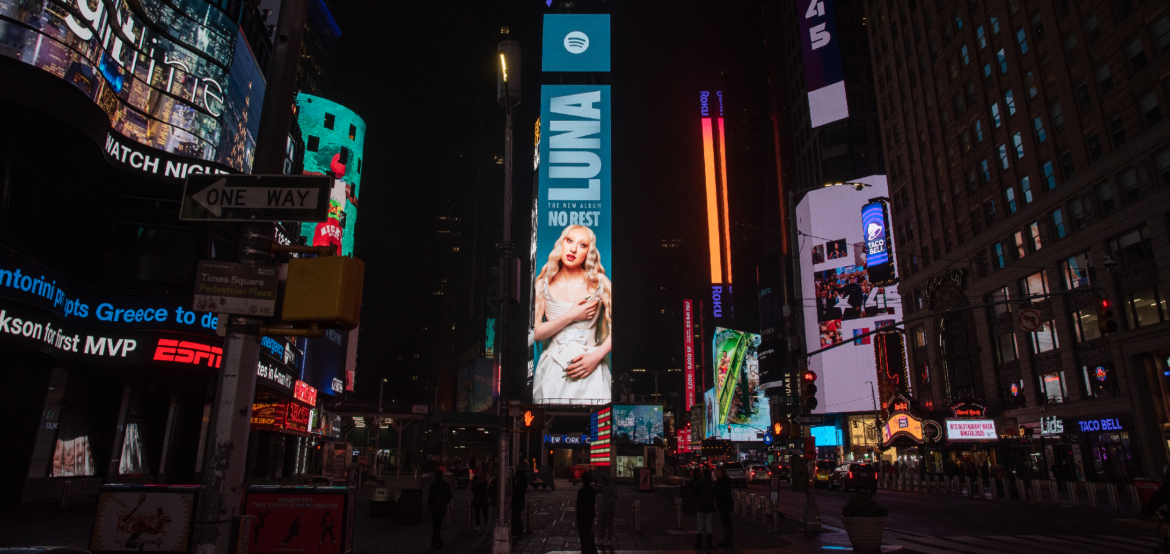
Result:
[152, 339, 222, 367]
[294, 381, 318, 406]
[1077, 417, 1123, 432]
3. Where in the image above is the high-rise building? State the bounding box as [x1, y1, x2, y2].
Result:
[868, 0, 1170, 480]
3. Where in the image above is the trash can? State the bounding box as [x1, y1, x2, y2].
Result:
[371, 487, 395, 517]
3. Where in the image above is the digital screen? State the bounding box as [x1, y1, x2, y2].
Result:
[796, 175, 903, 414]
[530, 85, 612, 405]
[611, 404, 663, 446]
[810, 425, 843, 446]
[52, 436, 95, 477]
[0, 0, 266, 172]
[882, 412, 925, 444]
[296, 94, 366, 257]
[541, 14, 611, 73]
[861, 201, 896, 284]
[118, 423, 149, 475]
[300, 329, 348, 398]
[683, 299, 696, 411]
[797, 0, 849, 127]
[710, 328, 770, 442]
[589, 407, 611, 466]
[945, 419, 997, 441]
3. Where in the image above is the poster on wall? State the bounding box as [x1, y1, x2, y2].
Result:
[710, 328, 770, 441]
[244, 488, 350, 554]
[530, 84, 613, 406]
[296, 94, 365, 257]
[796, 175, 903, 414]
[89, 486, 198, 552]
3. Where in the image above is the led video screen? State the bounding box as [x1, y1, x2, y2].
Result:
[710, 328, 769, 442]
[296, 94, 365, 257]
[612, 404, 663, 446]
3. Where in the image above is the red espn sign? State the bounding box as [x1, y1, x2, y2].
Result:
[152, 339, 222, 367]
[294, 380, 318, 406]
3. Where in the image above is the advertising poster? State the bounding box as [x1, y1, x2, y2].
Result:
[797, 0, 849, 128]
[0, 0, 266, 173]
[711, 329, 769, 442]
[90, 489, 196, 552]
[796, 175, 903, 414]
[53, 436, 95, 477]
[683, 300, 696, 411]
[295, 94, 366, 257]
[245, 491, 347, 554]
[530, 84, 612, 405]
[690, 402, 705, 443]
[612, 404, 663, 446]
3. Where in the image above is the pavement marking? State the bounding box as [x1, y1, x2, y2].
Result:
[941, 535, 1051, 554]
[1098, 534, 1163, 548]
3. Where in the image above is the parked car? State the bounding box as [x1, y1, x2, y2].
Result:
[828, 462, 878, 493]
[723, 462, 748, 486]
[749, 464, 772, 483]
[814, 460, 837, 488]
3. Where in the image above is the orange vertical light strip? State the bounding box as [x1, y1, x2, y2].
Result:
[701, 118, 722, 283]
[717, 117, 732, 284]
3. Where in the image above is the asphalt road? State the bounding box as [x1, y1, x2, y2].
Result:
[747, 479, 1158, 538]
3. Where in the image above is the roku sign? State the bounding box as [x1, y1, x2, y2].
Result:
[152, 338, 223, 367]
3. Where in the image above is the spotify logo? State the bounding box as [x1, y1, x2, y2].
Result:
[564, 31, 590, 54]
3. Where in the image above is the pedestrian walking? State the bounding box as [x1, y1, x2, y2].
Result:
[471, 472, 490, 532]
[596, 470, 617, 547]
[714, 468, 734, 548]
[428, 469, 453, 549]
[692, 469, 716, 548]
[577, 472, 600, 554]
[511, 468, 528, 537]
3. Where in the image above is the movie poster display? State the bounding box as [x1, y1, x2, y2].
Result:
[0, 0, 266, 173]
[90, 485, 198, 552]
[796, 175, 903, 414]
[612, 404, 663, 446]
[295, 94, 366, 257]
[710, 328, 769, 441]
[530, 84, 612, 405]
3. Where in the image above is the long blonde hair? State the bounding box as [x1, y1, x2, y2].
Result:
[535, 225, 611, 342]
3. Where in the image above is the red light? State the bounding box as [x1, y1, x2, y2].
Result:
[803, 371, 817, 383]
[1101, 300, 1111, 308]
[849, 471, 853, 479]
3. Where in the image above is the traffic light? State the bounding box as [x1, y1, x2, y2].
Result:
[1096, 299, 1119, 335]
[772, 420, 789, 438]
[802, 370, 819, 412]
[521, 408, 545, 433]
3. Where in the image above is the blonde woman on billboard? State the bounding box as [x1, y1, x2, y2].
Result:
[532, 225, 612, 404]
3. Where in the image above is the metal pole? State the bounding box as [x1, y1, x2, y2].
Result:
[376, 380, 384, 476]
[495, 39, 518, 554]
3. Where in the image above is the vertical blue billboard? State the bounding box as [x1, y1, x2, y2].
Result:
[530, 85, 613, 405]
[798, 0, 849, 128]
[861, 201, 896, 285]
[541, 14, 611, 72]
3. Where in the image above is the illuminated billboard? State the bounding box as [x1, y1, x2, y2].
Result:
[861, 201, 896, 285]
[541, 14, 610, 73]
[796, 175, 903, 414]
[683, 299, 696, 411]
[612, 404, 663, 446]
[0, 0, 266, 173]
[710, 328, 769, 441]
[699, 91, 733, 319]
[530, 84, 612, 405]
[798, 0, 849, 128]
[295, 94, 366, 257]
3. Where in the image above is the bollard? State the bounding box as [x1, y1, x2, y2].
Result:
[772, 498, 779, 531]
[1067, 482, 1079, 507]
[676, 497, 682, 529]
[1016, 478, 1026, 501]
[60, 480, 72, 509]
[760, 498, 767, 527]
[1107, 483, 1120, 510]
[634, 500, 641, 532]
[1049, 480, 1059, 503]
[1086, 482, 1098, 509]
[1130, 485, 1141, 512]
[988, 477, 997, 499]
[749, 493, 756, 521]
[468, 501, 474, 530]
[446, 502, 452, 528]
[527, 500, 534, 533]
[1032, 480, 1042, 503]
[961, 477, 969, 498]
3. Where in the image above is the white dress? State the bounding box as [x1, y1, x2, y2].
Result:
[532, 280, 612, 404]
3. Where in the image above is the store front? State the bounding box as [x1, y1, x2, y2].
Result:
[1072, 415, 1142, 483]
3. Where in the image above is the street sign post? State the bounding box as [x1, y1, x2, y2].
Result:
[1016, 308, 1043, 333]
[794, 415, 824, 425]
[180, 174, 332, 222]
[193, 261, 280, 316]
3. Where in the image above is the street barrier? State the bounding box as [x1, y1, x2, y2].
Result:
[1067, 482, 1079, 507]
[1108, 483, 1120, 510]
[760, 497, 767, 527]
[963, 477, 970, 498]
[60, 480, 72, 509]
[1086, 482, 1098, 509]
[988, 477, 997, 499]
[749, 493, 756, 521]
[1048, 480, 1059, 503]
[675, 497, 682, 529]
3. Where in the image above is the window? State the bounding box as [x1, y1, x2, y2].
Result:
[966, 169, 978, 193]
[306, 135, 319, 152]
[954, 94, 966, 116]
[985, 200, 998, 226]
[991, 17, 1000, 34]
[912, 325, 926, 348]
[1115, 0, 1133, 19]
[1006, 187, 1018, 213]
[1085, 16, 1100, 42]
[1109, 117, 1126, 147]
[1109, 225, 1154, 268]
[981, 159, 991, 182]
[1016, 28, 1028, 55]
[1070, 198, 1087, 229]
[999, 144, 1010, 169]
[976, 251, 989, 276]
[1155, 16, 1170, 52]
[323, 113, 335, 129]
[1022, 270, 1049, 298]
[349, 124, 357, 141]
[1021, 176, 1033, 203]
[997, 48, 1008, 73]
[983, 63, 994, 88]
[1140, 92, 1161, 126]
[993, 243, 1007, 268]
[1086, 133, 1103, 163]
[977, 25, 987, 48]
[991, 286, 1012, 316]
[954, 11, 964, 29]
[1050, 102, 1065, 129]
[1006, 90, 1017, 115]
[1043, 161, 1056, 189]
[1095, 182, 1115, 216]
[1013, 231, 1026, 257]
[1013, 133, 1024, 158]
[1029, 222, 1042, 250]
[990, 103, 1002, 127]
[1025, 71, 1037, 98]
[1052, 209, 1067, 238]
[1062, 251, 1090, 289]
[960, 132, 971, 152]
[1095, 65, 1114, 96]
[961, 45, 970, 65]
[1128, 38, 1147, 70]
[1125, 287, 1166, 328]
[1073, 307, 1101, 342]
[1083, 364, 1119, 398]
[1039, 371, 1068, 403]
[1030, 320, 1060, 353]
[948, 58, 959, 80]
[1075, 82, 1092, 111]
[1119, 169, 1139, 204]
[1060, 150, 1075, 179]
[1065, 34, 1078, 51]
[996, 334, 1018, 363]
[973, 120, 984, 142]
[1156, 149, 1170, 185]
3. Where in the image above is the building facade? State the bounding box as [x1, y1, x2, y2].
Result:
[868, 0, 1170, 481]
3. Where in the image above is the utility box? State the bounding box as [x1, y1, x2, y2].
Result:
[282, 256, 364, 329]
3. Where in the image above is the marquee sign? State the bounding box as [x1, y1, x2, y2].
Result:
[950, 401, 988, 419]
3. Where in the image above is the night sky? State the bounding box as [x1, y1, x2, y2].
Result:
[323, 1, 771, 405]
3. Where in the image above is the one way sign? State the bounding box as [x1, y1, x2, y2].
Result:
[180, 174, 332, 222]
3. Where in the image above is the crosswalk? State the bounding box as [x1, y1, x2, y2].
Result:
[888, 533, 1163, 553]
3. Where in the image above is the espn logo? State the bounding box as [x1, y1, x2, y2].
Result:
[153, 339, 223, 367]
